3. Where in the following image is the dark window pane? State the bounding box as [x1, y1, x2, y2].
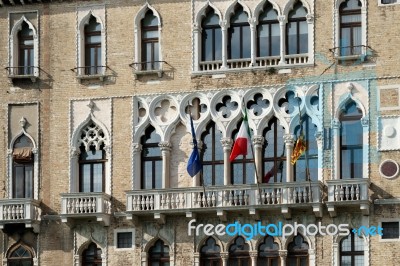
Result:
[382, 222, 400, 239]
[117, 232, 133, 248]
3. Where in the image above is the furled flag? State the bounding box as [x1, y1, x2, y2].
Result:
[229, 108, 251, 162]
[291, 134, 306, 165]
[263, 160, 284, 183]
[187, 115, 202, 177]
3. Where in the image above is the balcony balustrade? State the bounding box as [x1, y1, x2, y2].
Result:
[60, 192, 111, 226]
[0, 198, 41, 232]
[126, 181, 323, 221]
[326, 178, 370, 217]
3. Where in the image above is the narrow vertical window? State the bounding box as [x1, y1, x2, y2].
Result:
[12, 135, 33, 199]
[228, 6, 251, 60]
[141, 126, 162, 189]
[263, 117, 286, 183]
[82, 242, 102, 266]
[340, 101, 363, 179]
[141, 10, 159, 70]
[257, 4, 280, 57]
[148, 239, 170, 266]
[340, 233, 364, 266]
[78, 123, 107, 193]
[202, 8, 222, 62]
[340, 0, 362, 56]
[18, 22, 34, 75]
[85, 16, 102, 75]
[293, 115, 318, 182]
[201, 122, 224, 186]
[286, 2, 308, 55]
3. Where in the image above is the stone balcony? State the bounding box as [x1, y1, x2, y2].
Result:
[126, 181, 324, 222]
[326, 178, 371, 217]
[0, 198, 41, 233]
[60, 192, 111, 226]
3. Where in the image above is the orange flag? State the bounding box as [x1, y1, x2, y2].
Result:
[291, 134, 306, 165]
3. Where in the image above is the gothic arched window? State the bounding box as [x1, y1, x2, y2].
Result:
[340, 232, 364, 266]
[258, 235, 279, 266]
[200, 237, 221, 266]
[286, 2, 308, 55]
[17, 22, 34, 75]
[228, 236, 250, 266]
[7, 244, 33, 266]
[340, 101, 363, 179]
[148, 239, 170, 266]
[82, 242, 102, 266]
[141, 10, 160, 70]
[12, 135, 34, 198]
[202, 8, 222, 62]
[201, 122, 224, 186]
[78, 122, 107, 192]
[287, 235, 309, 266]
[84, 16, 102, 75]
[339, 0, 362, 56]
[141, 125, 162, 189]
[257, 3, 280, 57]
[228, 6, 251, 60]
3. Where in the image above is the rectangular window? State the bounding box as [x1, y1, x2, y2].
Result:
[382, 222, 400, 239]
[114, 229, 135, 250]
[117, 232, 133, 248]
[381, 0, 398, 4]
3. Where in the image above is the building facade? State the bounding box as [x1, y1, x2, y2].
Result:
[0, 0, 400, 265]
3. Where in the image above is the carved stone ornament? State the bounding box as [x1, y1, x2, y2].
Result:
[220, 138, 233, 147]
[158, 141, 172, 150]
[361, 117, 369, 126]
[70, 147, 81, 158]
[283, 134, 295, 145]
[252, 135, 264, 146]
[332, 119, 341, 129]
[132, 143, 143, 153]
[19, 117, 27, 129]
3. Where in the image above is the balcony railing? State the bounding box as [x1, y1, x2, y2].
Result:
[329, 45, 376, 63]
[256, 56, 281, 67]
[126, 181, 323, 220]
[326, 178, 370, 217]
[60, 192, 111, 226]
[0, 198, 41, 232]
[5, 66, 39, 81]
[129, 61, 170, 79]
[71, 66, 112, 82]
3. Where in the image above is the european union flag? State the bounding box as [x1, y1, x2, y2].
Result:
[187, 115, 202, 177]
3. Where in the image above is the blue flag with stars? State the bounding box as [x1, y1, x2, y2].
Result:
[187, 115, 202, 177]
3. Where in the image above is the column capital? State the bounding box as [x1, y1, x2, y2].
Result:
[159, 141, 172, 151]
[248, 17, 257, 27]
[220, 20, 228, 30]
[70, 147, 81, 159]
[221, 138, 233, 148]
[278, 15, 287, 24]
[133, 143, 143, 153]
[252, 135, 264, 146]
[332, 119, 341, 129]
[220, 252, 229, 260]
[283, 134, 295, 146]
[306, 13, 314, 23]
[249, 251, 258, 258]
[279, 250, 287, 258]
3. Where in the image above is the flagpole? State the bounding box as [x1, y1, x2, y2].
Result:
[296, 97, 313, 203]
[188, 101, 208, 207]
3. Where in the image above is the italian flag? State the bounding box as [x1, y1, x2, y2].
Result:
[230, 109, 250, 162]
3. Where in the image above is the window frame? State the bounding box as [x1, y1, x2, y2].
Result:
[78, 145, 106, 193]
[257, 235, 280, 266]
[84, 16, 102, 75]
[339, 101, 363, 179]
[141, 126, 162, 189]
[141, 10, 160, 71]
[286, 3, 308, 55]
[7, 244, 34, 266]
[200, 237, 222, 266]
[379, 219, 400, 242]
[200, 122, 224, 186]
[82, 242, 102, 265]
[148, 239, 170, 266]
[227, 7, 251, 60]
[257, 6, 280, 58]
[228, 236, 251, 266]
[339, 1, 362, 56]
[339, 233, 364, 266]
[201, 9, 222, 62]
[287, 235, 309, 266]
[17, 22, 34, 75]
[114, 228, 135, 250]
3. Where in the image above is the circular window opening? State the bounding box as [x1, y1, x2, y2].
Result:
[379, 159, 399, 179]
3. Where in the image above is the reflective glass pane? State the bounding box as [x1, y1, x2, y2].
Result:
[25, 165, 33, 198]
[14, 166, 24, 198]
[287, 22, 297, 54]
[271, 24, 280, 56]
[215, 30, 222, 60]
[242, 26, 251, 58]
[80, 164, 91, 192]
[143, 11, 158, 27]
[93, 163, 103, 192]
[231, 9, 248, 23]
[144, 30, 159, 39]
[144, 161, 153, 189]
[230, 27, 240, 59]
[155, 161, 162, 188]
[299, 21, 308, 53]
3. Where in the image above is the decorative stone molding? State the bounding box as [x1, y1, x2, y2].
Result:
[159, 141, 172, 151]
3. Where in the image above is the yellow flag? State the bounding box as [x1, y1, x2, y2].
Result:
[291, 135, 306, 165]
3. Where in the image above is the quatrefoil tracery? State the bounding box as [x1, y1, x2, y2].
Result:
[78, 122, 107, 151]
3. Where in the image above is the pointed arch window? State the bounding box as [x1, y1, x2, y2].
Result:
[200, 237, 221, 266]
[78, 123, 107, 193]
[148, 239, 170, 265]
[201, 122, 224, 186]
[141, 10, 160, 70]
[287, 235, 309, 266]
[340, 232, 364, 266]
[340, 101, 363, 179]
[263, 117, 286, 183]
[258, 235, 279, 266]
[257, 4, 280, 57]
[141, 125, 162, 189]
[286, 2, 308, 55]
[293, 115, 318, 182]
[18, 22, 34, 75]
[7, 244, 33, 266]
[12, 135, 33, 198]
[231, 120, 254, 185]
[84, 16, 102, 75]
[228, 6, 251, 60]
[229, 236, 250, 265]
[202, 8, 222, 62]
[82, 242, 102, 266]
[339, 0, 362, 56]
